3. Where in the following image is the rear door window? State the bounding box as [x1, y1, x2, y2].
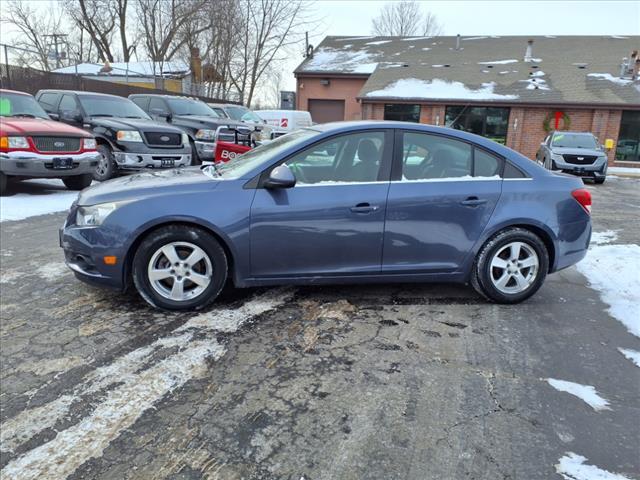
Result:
[473, 148, 503, 177]
[400, 132, 472, 180]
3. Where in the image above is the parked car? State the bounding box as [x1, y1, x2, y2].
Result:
[207, 103, 273, 138]
[536, 131, 608, 184]
[0, 89, 99, 194]
[59, 121, 591, 311]
[254, 109, 313, 138]
[36, 90, 191, 181]
[129, 94, 256, 163]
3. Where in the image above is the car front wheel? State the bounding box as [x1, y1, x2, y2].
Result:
[62, 174, 92, 190]
[471, 228, 549, 304]
[94, 145, 116, 182]
[133, 225, 228, 310]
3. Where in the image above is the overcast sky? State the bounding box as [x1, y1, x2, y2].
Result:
[2, 0, 639, 99]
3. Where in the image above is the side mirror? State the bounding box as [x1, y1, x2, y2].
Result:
[264, 164, 296, 189]
[150, 108, 171, 120]
[60, 110, 82, 124]
[48, 112, 60, 121]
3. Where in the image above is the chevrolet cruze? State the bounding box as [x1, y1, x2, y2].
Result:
[59, 121, 592, 310]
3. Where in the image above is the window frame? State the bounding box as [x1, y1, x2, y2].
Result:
[392, 129, 507, 182]
[254, 129, 395, 188]
[384, 104, 421, 123]
[444, 105, 510, 145]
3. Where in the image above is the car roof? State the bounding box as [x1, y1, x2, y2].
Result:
[0, 89, 31, 96]
[129, 94, 198, 100]
[37, 89, 123, 99]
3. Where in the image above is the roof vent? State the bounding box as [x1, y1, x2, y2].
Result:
[524, 39, 534, 62]
[455, 34, 461, 50]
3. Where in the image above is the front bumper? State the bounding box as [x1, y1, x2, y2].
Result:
[553, 157, 607, 178]
[195, 141, 216, 160]
[0, 150, 100, 177]
[59, 217, 126, 290]
[113, 151, 192, 169]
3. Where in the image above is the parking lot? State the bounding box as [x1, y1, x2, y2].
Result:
[0, 176, 639, 480]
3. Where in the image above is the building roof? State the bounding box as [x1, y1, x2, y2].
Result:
[295, 35, 640, 106]
[53, 61, 190, 78]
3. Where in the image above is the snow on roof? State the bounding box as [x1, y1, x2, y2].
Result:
[587, 73, 633, 86]
[53, 61, 190, 77]
[365, 78, 518, 100]
[478, 59, 519, 65]
[299, 47, 379, 74]
[366, 40, 393, 46]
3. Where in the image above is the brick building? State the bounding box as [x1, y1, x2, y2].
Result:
[294, 35, 640, 167]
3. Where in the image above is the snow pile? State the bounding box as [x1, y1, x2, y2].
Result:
[302, 47, 379, 73]
[478, 59, 518, 65]
[366, 78, 518, 100]
[590, 230, 618, 245]
[555, 452, 632, 480]
[618, 348, 640, 368]
[546, 379, 611, 411]
[587, 73, 633, 86]
[520, 71, 550, 90]
[54, 60, 189, 77]
[0, 180, 79, 222]
[576, 244, 640, 338]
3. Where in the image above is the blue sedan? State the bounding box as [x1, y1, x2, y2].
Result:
[59, 121, 592, 310]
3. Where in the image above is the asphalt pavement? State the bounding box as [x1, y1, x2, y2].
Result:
[0, 176, 638, 480]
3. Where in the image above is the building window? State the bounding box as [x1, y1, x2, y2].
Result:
[616, 111, 640, 162]
[384, 104, 420, 123]
[445, 106, 510, 145]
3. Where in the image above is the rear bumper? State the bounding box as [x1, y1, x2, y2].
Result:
[552, 219, 591, 272]
[0, 150, 100, 177]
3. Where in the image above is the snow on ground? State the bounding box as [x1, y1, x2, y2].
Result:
[587, 73, 633, 86]
[618, 348, 640, 368]
[301, 47, 378, 73]
[366, 78, 518, 100]
[608, 167, 640, 176]
[546, 379, 611, 411]
[576, 243, 640, 338]
[0, 180, 79, 222]
[590, 230, 618, 245]
[555, 452, 632, 480]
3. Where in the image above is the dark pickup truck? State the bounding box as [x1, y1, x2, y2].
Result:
[129, 95, 269, 162]
[36, 90, 191, 181]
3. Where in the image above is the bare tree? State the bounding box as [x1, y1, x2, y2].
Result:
[65, 0, 134, 63]
[229, 0, 309, 107]
[371, 1, 442, 37]
[1, 0, 66, 70]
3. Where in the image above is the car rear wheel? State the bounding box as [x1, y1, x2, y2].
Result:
[62, 174, 92, 190]
[94, 145, 116, 182]
[132, 225, 227, 310]
[471, 228, 549, 304]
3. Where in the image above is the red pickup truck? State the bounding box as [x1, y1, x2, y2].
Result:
[0, 89, 100, 195]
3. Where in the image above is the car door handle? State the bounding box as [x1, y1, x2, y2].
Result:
[460, 197, 488, 207]
[350, 203, 379, 214]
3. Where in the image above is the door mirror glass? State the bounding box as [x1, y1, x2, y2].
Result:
[150, 107, 170, 119]
[61, 110, 82, 124]
[265, 164, 296, 189]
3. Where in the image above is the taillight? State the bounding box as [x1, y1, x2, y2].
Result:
[572, 188, 592, 214]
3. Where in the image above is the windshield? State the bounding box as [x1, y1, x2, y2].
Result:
[206, 129, 319, 179]
[240, 110, 263, 123]
[167, 98, 219, 117]
[225, 105, 250, 121]
[79, 95, 151, 119]
[0, 92, 49, 119]
[551, 133, 597, 149]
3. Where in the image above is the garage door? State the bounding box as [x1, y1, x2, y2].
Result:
[308, 99, 345, 124]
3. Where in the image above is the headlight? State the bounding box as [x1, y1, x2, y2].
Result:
[76, 202, 124, 226]
[0, 136, 30, 149]
[195, 129, 216, 140]
[83, 138, 97, 150]
[116, 130, 143, 142]
[551, 152, 564, 161]
[181, 132, 189, 145]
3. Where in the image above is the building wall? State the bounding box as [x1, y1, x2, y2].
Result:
[296, 77, 367, 121]
[362, 101, 633, 167]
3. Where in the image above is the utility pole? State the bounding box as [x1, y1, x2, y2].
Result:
[43, 33, 68, 70]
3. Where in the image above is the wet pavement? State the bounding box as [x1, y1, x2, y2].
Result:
[1, 177, 639, 480]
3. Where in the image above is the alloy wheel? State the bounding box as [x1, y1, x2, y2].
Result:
[489, 241, 539, 294]
[147, 241, 213, 301]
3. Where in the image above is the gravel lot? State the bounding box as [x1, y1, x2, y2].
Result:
[1, 176, 639, 480]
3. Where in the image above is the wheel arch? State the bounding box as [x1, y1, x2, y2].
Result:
[122, 219, 238, 290]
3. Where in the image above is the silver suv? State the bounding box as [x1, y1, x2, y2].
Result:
[536, 131, 607, 184]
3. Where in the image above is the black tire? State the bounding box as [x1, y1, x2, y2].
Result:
[132, 225, 228, 311]
[0, 172, 7, 196]
[62, 174, 92, 190]
[94, 144, 116, 182]
[471, 227, 549, 304]
[594, 177, 605, 184]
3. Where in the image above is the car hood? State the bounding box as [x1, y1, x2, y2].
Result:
[91, 117, 185, 133]
[77, 167, 218, 205]
[550, 146, 603, 156]
[0, 117, 90, 136]
[173, 115, 243, 128]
